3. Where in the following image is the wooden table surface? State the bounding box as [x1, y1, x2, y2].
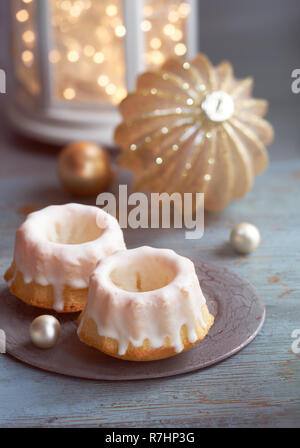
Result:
[0, 95, 299, 427]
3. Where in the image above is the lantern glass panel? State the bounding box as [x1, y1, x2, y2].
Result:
[143, 0, 190, 69]
[13, 0, 40, 98]
[10, 0, 198, 145]
[49, 0, 127, 105]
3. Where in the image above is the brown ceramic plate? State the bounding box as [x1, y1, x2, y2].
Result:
[0, 260, 265, 380]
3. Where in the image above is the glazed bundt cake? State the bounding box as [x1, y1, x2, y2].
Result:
[78, 246, 214, 361]
[4, 203, 126, 312]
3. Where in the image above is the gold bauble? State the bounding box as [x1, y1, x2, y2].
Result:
[115, 54, 274, 211]
[58, 141, 113, 196]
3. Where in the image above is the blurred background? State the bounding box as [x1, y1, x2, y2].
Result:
[0, 0, 299, 185]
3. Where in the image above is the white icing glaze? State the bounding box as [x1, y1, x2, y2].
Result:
[11, 203, 126, 311]
[78, 246, 207, 355]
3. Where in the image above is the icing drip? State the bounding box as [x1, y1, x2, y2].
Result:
[11, 203, 126, 311]
[78, 246, 207, 355]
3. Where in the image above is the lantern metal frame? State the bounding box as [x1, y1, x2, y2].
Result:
[9, 0, 199, 146]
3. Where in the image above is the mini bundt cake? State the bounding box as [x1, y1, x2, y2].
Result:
[4, 203, 126, 312]
[78, 246, 214, 361]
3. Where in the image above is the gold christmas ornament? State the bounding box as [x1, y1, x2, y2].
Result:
[115, 54, 274, 211]
[58, 141, 113, 196]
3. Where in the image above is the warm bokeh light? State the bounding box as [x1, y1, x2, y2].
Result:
[106, 4, 118, 17]
[67, 50, 79, 62]
[63, 87, 76, 100]
[141, 20, 152, 32]
[150, 37, 162, 49]
[115, 87, 127, 100]
[170, 29, 183, 42]
[114, 25, 126, 37]
[97, 75, 109, 87]
[178, 2, 191, 17]
[163, 23, 176, 36]
[22, 30, 35, 44]
[147, 50, 165, 66]
[174, 42, 187, 55]
[16, 9, 29, 22]
[93, 52, 105, 64]
[21, 50, 34, 66]
[105, 83, 117, 95]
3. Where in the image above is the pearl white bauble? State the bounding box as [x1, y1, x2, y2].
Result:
[230, 222, 261, 254]
[30, 315, 61, 349]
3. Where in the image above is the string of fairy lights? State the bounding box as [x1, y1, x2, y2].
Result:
[15, 0, 192, 105]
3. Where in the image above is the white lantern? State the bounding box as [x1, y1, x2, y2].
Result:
[10, 0, 199, 145]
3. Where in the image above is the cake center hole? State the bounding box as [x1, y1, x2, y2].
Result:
[110, 257, 176, 292]
[47, 213, 104, 244]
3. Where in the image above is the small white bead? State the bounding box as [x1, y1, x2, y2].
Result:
[230, 222, 261, 254]
[30, 315, 60, 349]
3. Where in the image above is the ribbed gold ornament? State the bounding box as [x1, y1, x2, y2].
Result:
[115, 54, 274, 211]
